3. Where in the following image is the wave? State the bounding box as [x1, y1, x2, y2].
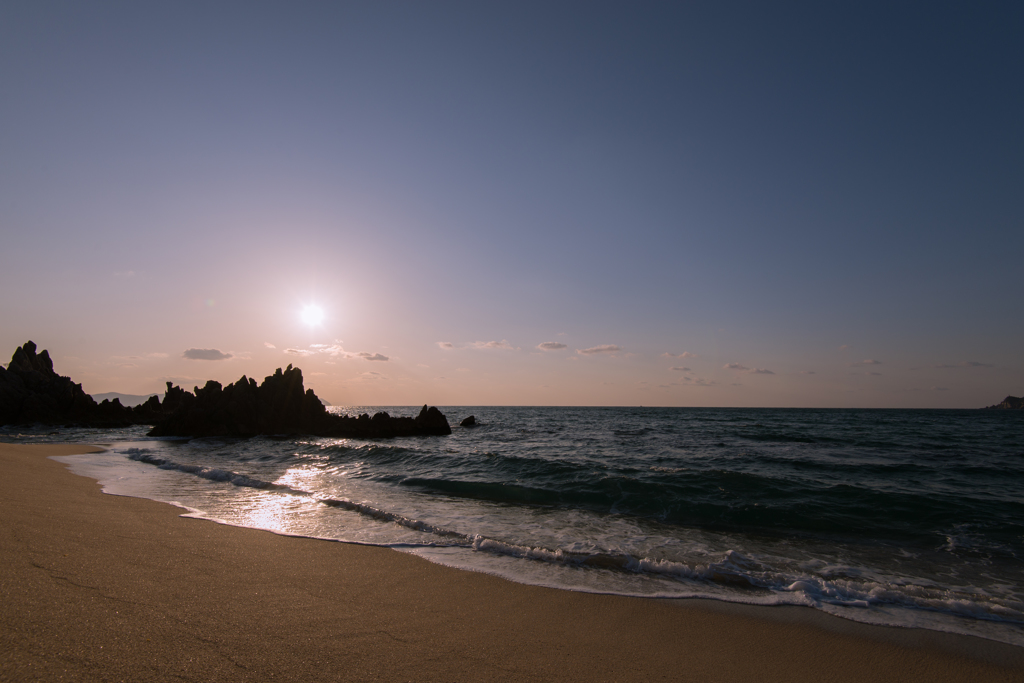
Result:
[98, 446, 1024, 645]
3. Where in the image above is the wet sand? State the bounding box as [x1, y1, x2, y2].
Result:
[2, 442, 1022, 682]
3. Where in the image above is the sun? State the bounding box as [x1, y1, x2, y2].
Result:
[300, 304, 325, 326]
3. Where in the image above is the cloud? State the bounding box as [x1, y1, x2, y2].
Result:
[693, 378, 718, 386]
[839, 345, 849, 351]
[357, 371, 387, 380]
[933, 361, 994, 369]
[183, 348, 232, 361]
[310, 343, 348, 357]
[471, 340, 516, 350]
[848, 360, 881, 367]
[577, 345, 622, 355]
[285, 344, 386, 361]
[663, 351, 696, 358]
[265, 342, 276, 349]
[437, 342, 455, 349]
[670, 366, 692, 372]
[724, 363, 774, 375]
[537, 342, 568, 351]
[113, 270, 135, 279]
[112, 352, 167, 362]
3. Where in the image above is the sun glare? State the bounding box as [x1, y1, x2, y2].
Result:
[300, 304, 325, 326]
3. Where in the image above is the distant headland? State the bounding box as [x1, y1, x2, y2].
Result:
[0, 341, 450, 438]
[983, 396, 1024, 410]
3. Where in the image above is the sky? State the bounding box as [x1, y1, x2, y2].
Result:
[1, 1, 1021, 408]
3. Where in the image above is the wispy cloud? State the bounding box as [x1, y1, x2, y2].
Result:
[264, 342, 276, 349]
[724, 363, 774, 375]
[663, 351, 696, 358]
[437, 341, 454, 349]
[670, 366, 692, 372]
[286, 344, 387, 361]
[112, 352, 168, 362]
[309, 343, 347, 357]
[537, 342, 568, 351]
[933, 361, 993, 369]
[577, 345, 621, 355]
[848, 359, 882, 367]
[471, 340, 516, 350]
[183, 348, 232, 361]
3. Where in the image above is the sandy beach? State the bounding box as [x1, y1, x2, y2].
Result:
[1, 443, 1021, 682]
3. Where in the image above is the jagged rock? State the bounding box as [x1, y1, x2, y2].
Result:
[0, 341, 139, 427]
[415, 405, 450, 434]
[984, 396, 1024, 410]
[0, 341, 451, 438]
[460, 415, 477, 427]
[147, 367, 451, 438]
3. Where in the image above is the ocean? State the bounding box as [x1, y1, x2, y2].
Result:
[6, 406, 1023, 646]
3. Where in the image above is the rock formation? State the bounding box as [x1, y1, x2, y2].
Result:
[460, 415, 477, 427]
[983, 396, 1024, 410]
[0, 341, 140, 426]
[147, 365, 451, 438]
[1, 341, 451, 438]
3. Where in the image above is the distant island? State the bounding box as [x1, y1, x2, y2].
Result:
[983, 396, 1024, 410]
[0, 341, 450, 438]
[91, 392, 161, 407]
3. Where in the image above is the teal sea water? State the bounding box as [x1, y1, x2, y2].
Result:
[7, 407, 1023, 646]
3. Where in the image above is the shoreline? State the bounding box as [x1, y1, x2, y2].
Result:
[2, 442, 1022, 682]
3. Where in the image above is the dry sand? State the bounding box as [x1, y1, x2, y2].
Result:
[1, 442, 1022, 682]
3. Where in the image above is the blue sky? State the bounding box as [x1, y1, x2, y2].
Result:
[1, 2, 1021, 407]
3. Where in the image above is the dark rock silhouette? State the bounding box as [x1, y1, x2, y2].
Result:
[0, 341, 138, 426]
[984, 396, 1024, 409]
[1, 341, 451, 438]
[460, 415, 477, 427]
[148, 365, 451, 438]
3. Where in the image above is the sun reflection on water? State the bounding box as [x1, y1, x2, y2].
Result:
[236, 490, 308, 533]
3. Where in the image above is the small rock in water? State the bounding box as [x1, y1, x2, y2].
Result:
[460, 415, 477, 427]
